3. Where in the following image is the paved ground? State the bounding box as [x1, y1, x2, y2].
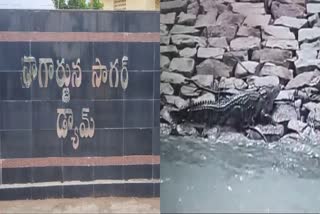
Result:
[0, 197, 160, 213]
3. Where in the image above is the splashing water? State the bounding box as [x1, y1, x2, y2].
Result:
[160, 133, 320, 213]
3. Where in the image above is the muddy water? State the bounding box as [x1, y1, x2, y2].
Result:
[160, 133, 320, 213]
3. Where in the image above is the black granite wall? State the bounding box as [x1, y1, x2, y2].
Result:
[0, 10, 160, 200]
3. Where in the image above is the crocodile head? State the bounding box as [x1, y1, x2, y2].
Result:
[258, 84, 281, 113]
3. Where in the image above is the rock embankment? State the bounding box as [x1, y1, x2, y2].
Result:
[160, 0, 320, 141]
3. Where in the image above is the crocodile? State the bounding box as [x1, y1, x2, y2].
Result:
[171, 85, 281, 130]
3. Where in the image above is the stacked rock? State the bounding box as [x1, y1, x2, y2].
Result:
[160, 0, 320, 141]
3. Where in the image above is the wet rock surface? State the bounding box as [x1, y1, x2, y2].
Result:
[160, 0, 320, 141]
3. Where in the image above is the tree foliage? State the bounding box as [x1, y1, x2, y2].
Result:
[52, 0, 104, 9]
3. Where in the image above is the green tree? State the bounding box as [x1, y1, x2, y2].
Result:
[52, 0, 104, 9]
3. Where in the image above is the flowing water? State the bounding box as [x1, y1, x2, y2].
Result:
[160, 131, 320, 213]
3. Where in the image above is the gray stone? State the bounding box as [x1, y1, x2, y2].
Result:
[180, 85, 200, 97]
[247, 76, 280, 87]
[179, 47, 197, 58]
[237, 26, 261, 38]
[205, 25, 238, 42]
[231, 2, 266, 15]
[171, 34, 207, 48]
[274, 16, 308, 29]
[177, 12, 196, 25]
[176, 123, 198, 136]
[271, 2, 305, 19]
[218, 77, 248, 89]
[160, 24, 168, 36]
[275, 89, 295, 101]
[197, 47, 225, 59]
[161, 71, 186, 85]
[160, 35, 170, 45]
[169, 58, 195, 77]
[191, 75, 213, 87]
[272, 104, 298, 123]
[262, 25, 295, 40]
[170, 25, 200, 35]
[187, 0, 200, 15]
[216, 11, 245, 27]
[160, 55, 170, 69]
[285, 71, 316, 89]
[196, 59, 233, 77]
[160, 45, 179, 56]
[294, 59, 320, 73]
[296, 50, 318, 61]
[243, 14, 271, 27]
[300, 39, 320, 50]
[160, 12, 176, 25]
[288, 119, 307, 133]
[200, 0, 230, 14]
[223, 51, 249, 67]
[259, 63, 293, 80]
[165, 95, 189, 110]
[308, 13, 319, 27]
[160, 83, 174, 95]
[160, 106, 175, 124]
[195, 10, 218, 28]
[252, 48, 292, 67]
[160, 123, 172, 136]
[307, 3, 320, 14]
[235, 61, 259, 77]
[208, 37, 229, 50]
[255, 124, 285, 141]
[202, 127, 219, 139]
[298, 27, 320, 43]
[161, 0, 188, 13]
[230, 36, 261, 51]
[265, 39, 299, 50]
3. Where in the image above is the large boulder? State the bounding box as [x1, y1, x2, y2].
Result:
[161, 0, 188, 13]
[285, 71, 317, 89]
[271, 2, 305, 19]
[262, 25, 295, 40]
[216, 11, 245, 26]
[195, 10, 218, 28]
[169, 58, 195, 77]
[234, 61, 259, 77]
[223, 51, 249, 67]
[208, 37, 229, 50]
[274, 16, 308, 29]
[179, 47, 197, 58]
[171, 34, 207, 48]
[251, 48, 292, 67]
[237, 26, 261, 38]
[160, 12, 176, 25]
[191, 74, 214, 87]
[164, 95, 189, 110]
[204, 25, 238, 42]
[247, 76, 280, 87]
[161, 71, 186, 85]
[259, 63, 293, 80]
[265, 39, 299, 50]
[170, 25, 200, 35]
[230, 36, 261, 51]
[243, 14, 271, 27]
[298, 27, 320, 43]
[272, 104, 299, 123]
[197, 47, 225, 59]
[160, 83, 174, 95]
[196, 59, 233, 77]
[177, 12, 196, 25]
[218, 77, 248, 89]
